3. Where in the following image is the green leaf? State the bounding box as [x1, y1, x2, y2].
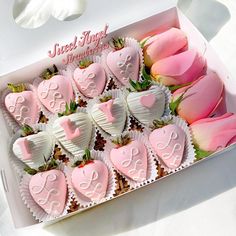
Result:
[139, 37, 149, 48]
[142, 67, 151, 81]
[24, 166, 37, 175]
[194, 145, 213, 161]
[169, 93, 185, 115]
[168, 82, 192, 92]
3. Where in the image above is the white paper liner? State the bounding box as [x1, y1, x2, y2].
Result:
[60, 55, 113, 103]
[19, 164, 72, 222]
[9, 123, 56, 177]
[144, 115, 196, 173]
[123, 82, 172, 131]
[45, 107, 96, 161]
[1, 83, 41, 133]
[101, 37, 144, 89]
[65, 150, 117, 208]
[103, 130, 157, 189]
[87, 89, 130, 139]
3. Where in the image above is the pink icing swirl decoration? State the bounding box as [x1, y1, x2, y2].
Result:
[117, 54, 134, 83]
[31, 173, 61, 215]
[40, 81, 66, 113]
[60, 118, 81, 141]
[156, 131, 182, 168]
[7, 95, 32, 124]
[121, 147, 146, 182]
[99, 99, 116, 123]
[79, 170, 105, 201]
[77, 70, 99, 97]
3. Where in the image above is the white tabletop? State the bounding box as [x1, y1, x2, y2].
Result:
[1, 0, 236, 235]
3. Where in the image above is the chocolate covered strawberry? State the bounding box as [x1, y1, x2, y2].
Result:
[25, 158, 67, 217]
[53, 101, 93, 156]
[73, 59, 107, 98]
[13, 125, 54, 169]
[106, 38, 139, 85]
[110, 134, 147, 182]
[127, 76, 165, 125]
[71, 149, 108, 202]
[5, 83, 40, 126]
[37, 65, 74, 114]
[149, 120, 186, 169]
[90, 95, 126, 135]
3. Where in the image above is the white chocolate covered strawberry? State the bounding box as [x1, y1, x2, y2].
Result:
[26, 159, 67, 217]
[5, 83, 40, 126]
[110, 135, 147, 182]
[90, 95, 126, 135]
[71, 150, 108, 202]
[127, 77, 165, 125]
[13, 125, 54, 169]
[149, 121, 186, 169]
[37, 65, 74, 114]
[53, 101, 93, 157]
[106, 38, 139, 85]
[73, 59, 106, 98]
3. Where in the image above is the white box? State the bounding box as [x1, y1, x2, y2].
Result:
[0, 0, 236, 228]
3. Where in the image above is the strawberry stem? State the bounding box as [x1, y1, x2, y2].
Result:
[109, 37, 125, 50]
[41, 64, 59, 80]
[21, 124, 35, 137]
[58, 100, 78, 117]
[78, 59, 93, 69]
[150, 118, 173, 130]
[72, 149, 94, 167]
[24, 158, 58, 175]
[99, 95, 112, 103]
[111, 134, 131, 148]
[7, 83, 26, 93]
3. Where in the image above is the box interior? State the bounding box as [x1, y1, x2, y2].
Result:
[0, 6, 236, 228]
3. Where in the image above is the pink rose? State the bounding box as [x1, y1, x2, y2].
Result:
[172, 72, 224, 124]
[150, 49, 206, 86]
[143, 28, 188, 68]
[190, 113, 236, 152]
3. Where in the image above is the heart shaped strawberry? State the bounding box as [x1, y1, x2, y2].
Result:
[106, 38, 139, 85]
[53, 101, 93, 156]
[27, 159, 67, 217]
[37, 65, 74, 114]
[13, 125, 54, 169]
[5, 83, 40, 126]
[71, 150, 108, 202]
[110, 135, 147, 182]
[149, 122, 186, 169]
[73, 59, 106, 98]
[90, 95, 126, 135]
[127, 78, 165, 125]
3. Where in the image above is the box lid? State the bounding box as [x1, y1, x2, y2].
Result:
[0, 0, 177, 76]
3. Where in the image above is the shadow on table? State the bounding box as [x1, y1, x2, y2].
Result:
[45, 147, 236, 236]
[178, 0, 230, 40]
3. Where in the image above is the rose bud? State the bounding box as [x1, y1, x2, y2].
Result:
[150, 49, 206, 86]
[190, 113, 236, 152]
[142, 28, 188, 68]
[171, 72, 224, 124]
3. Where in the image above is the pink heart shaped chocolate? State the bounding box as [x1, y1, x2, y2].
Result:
[106, 47, 139, 85]
[71, 160, 108, 202]
[140, 94, 156, 108]
[29, 169, 67, 217]
[149, 124, 186, 169]
[73, 63, 106, 98]
[110, 140, 147, 182]
[37, 75, 74, 114]
[5, 91, 39, 126]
